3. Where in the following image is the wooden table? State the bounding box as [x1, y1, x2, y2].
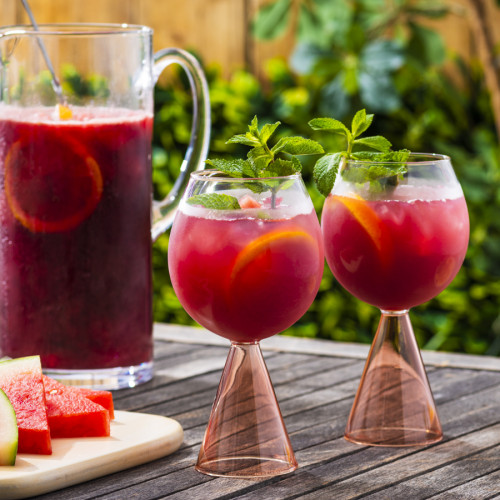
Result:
[38, 323, 500, 499]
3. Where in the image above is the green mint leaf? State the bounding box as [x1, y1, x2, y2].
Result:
[308, 118, 351, 139]
[351, 149, 411, 162]
[313, 153, 345, 196]
[341, 165, 370, 184]
[247, 146, 273, 173]
[205, 158, 257, 177]
[367, 164, 407, 180]
[259, 121, 281, 144]
[351, 109, 374, 138]
[353, 135, 392, 152]
[226, 134, 260, 147]
[248, 115, 260, 137]
[187, 193, 241, 210]
[263, 158, 301, 177]
[272, 136, 324, 156]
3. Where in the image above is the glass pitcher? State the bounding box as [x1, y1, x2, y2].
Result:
[0, 23, 210, 389]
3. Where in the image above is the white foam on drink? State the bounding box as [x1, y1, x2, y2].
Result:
[180, 187, 314, 220]
[0, 103, 152, 125]
[334, 177, 464, 202]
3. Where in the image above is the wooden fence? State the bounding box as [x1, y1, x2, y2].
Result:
[0, 0, 498, 78]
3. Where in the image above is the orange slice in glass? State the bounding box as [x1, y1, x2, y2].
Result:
[231, 229, 317, 281]
[330, 194, 391, 267]
[4, 134, 103, 233]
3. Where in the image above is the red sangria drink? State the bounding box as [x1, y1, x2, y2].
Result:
[169, 170, 324, 477]
[169, 206, 323, 343]
[320, 153, 469, 447]
[0, 105, 154, 378]
[322, 190, 469, 311]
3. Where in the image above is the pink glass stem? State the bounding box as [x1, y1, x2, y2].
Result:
[196, 342, 297, 477]
[345, 310, 443, 447]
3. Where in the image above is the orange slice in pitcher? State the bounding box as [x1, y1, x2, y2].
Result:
[329, 194, 391, 267]
[4, 133, 103, 233]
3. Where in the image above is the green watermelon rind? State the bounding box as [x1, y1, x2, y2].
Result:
[0, 387, 18, 466]
[0, 355, 42, 375]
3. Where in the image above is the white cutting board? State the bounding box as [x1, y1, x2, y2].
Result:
[0, 411, 184, 500]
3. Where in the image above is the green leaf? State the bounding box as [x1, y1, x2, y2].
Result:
[272, 136, 324, 155]
[354, 135, 392, 152]
[352, 149, 411, 162]
[319, 76, 351, 118]
[351, 109, 374, 138]
[263, 158, 301, 177]
[361, 40, 404, 73]
[358, 71, 401, 113]
[248, 115, 260, 137]
[226, 133, 260, 147]
[313, 153, 344, 196]
[187, 193, 241, 210]
[308, 117, 350, 136]
[408, 22, 446, 67]
[252, 0, 292, 41]
[341, 165, 370, 184]
[297, 4, 322, 46]
[260, 121, 281, 144]
[247, 146, 273, 173]
[290, 42, 330, 75]
[205, 158, 257, 177]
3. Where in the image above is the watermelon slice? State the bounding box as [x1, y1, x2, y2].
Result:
[42, 377, 110, 438]
[77, 388, 115, 419]
[0, 356, 52, 455]
[42, 376, 114, 419]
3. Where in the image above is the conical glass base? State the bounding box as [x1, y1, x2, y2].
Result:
[196, 342, 297, 477]
[345, 310, 443, 447]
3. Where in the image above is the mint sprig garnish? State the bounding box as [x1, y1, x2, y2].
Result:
[189, 116, 324, 209]
[309, 109, 410, 196]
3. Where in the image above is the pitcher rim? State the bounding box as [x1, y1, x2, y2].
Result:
[0, 23, 153, 38]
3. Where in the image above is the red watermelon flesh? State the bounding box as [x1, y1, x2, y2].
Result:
[43, 377, 110, 438]
[77, 388, 115, 419]
[42, 376, 115, 419]
[0, 356, 52, 455]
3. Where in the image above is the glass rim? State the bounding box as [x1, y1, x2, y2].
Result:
[345, 152, 451, 166]
[0, 23, 153, 38]
[190, 169, 302, 182]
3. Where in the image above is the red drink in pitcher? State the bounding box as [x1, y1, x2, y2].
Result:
[169, 205, 324, 343]
[0, 106, 153, 370]
[321, 190, 469, 311]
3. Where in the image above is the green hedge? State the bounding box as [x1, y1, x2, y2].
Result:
[152, 3, 500, 356]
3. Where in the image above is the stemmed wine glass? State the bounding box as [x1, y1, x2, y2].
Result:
[321, 153, 469, 446]
[168, 170, 324, 476]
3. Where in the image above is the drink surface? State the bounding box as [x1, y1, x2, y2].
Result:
[322, 189, 469, 311]
[0, 105, 154, 369]
[169, 203, 324, 342]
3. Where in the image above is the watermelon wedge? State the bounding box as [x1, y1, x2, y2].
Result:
[42, 377, 110, 438]
[42, 376, 114, 419]
[76, 388, 115, 420]
[0, 356, 52, 455]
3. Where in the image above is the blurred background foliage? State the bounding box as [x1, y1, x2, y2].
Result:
[153, 0, 500, 356]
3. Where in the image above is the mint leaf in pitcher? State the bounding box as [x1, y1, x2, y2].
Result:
[309, 109, 410, 196]
[189, 116, 324, 209]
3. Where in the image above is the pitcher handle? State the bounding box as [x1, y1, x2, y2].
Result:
[151, 48, 211, 241]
